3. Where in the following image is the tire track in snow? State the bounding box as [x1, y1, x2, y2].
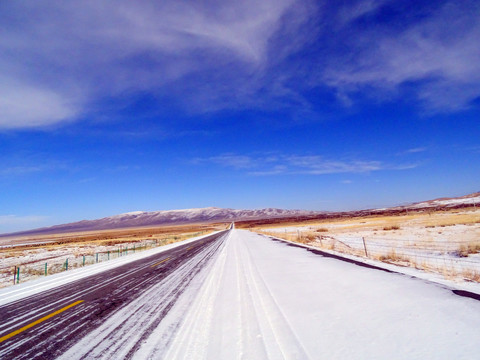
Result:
[237, 231, 309, 359]
[162, 229, 309, 360]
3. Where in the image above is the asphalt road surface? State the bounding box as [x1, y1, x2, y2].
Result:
[0, 230, 229, 360]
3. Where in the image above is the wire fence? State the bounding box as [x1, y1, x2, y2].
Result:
[5, 233, 207, 286]
[260, 230, 480, 282]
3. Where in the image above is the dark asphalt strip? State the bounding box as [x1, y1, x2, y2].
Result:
[0, 231, 228, 360]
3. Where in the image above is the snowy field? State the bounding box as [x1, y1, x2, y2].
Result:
[259, 208, 480, 283]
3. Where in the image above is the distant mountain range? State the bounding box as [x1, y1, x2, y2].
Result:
[2, 192, 478, 237]
[3, 207, 320, 237]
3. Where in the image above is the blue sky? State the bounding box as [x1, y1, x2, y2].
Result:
[1, 0, 479, 233]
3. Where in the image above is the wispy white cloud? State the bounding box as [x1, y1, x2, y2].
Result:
[193, 154, 256, 169]
[397, 147, 428, 155]
[0, 0, 309, 129]
[324, 1, 480, 112]
[405, 147, 427, 154]
[337, 0, 392, 25]
[248, 165, 288, 176]
[0, 165, 45, 176]
[1, 1, 478, 130]
[0, 77, 79, 129]
[196, 153, 419, 175]
[0, 157, 70, 177]
[284, 155, 382, 174]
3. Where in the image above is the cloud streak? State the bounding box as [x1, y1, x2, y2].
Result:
[323, 1, 480, 112]
[195, 153, 419, 176]
[0, 0, 307, 129]
[0, 165, 45, 176]
[1, 0, 479, 129]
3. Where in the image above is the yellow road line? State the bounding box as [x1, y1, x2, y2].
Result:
[187, 246, 193, 250]
[151, 258, 170, 267]
[0, 300, 84, 343]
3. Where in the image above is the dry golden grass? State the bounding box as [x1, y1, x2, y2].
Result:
[462, 269, 480, 282]
[251, 208, 480, 235]
[457, 242, 480, 257]
[383, 225, 401, 231]
[254, 207, 480, 283]
[0, 223, 221, 253]
[376, 250, 410, 265]
[0, 222, 225, 249]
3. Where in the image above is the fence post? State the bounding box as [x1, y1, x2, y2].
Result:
[83, 255, 85, 266]
[362, 237, 369, 257]
[45, 263, 48, 276]
[133, 245, 135, 253]
[107, 251, 110, 260]
[65, 258, 68, 271]
[96, 253, 98, 263]
[17, 267, 20, 284]
[126, 246, 128, 255]
[13, 266, 16, 285]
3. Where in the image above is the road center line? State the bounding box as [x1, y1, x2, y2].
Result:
[151, 258, 170, 267]
[0, 300, 84, 343]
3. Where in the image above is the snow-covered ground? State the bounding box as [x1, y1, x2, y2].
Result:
[154, 230, 480, 359]
[260, 210, 480, 282]
[3, 230, 480, 359]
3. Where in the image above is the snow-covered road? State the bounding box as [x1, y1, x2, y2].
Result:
[2, 229, 480, 359]
[158, 230, 480, 359]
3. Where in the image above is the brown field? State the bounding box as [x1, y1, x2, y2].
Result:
[0, 223, 228, 249]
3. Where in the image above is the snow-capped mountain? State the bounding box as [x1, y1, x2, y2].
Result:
[6, 207, 319, 236]
[380, 192, 480, 211]
[408, 192, 480, 208]
[4, 192, 478, 237]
